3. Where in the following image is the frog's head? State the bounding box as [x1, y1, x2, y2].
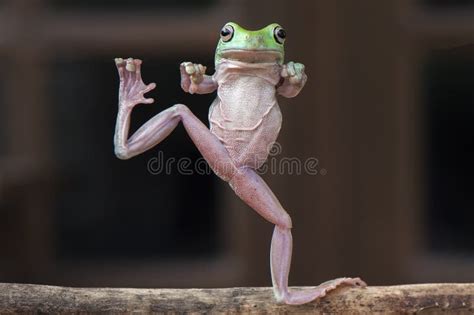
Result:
[215, 22, 285, 65]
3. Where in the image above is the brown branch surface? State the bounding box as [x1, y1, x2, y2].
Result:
[0, 283, 473, 314]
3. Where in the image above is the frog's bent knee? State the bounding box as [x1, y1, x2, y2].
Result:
[279, 213, 292, 229]
[172, 103, 190, 114]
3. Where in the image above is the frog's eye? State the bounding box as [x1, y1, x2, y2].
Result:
[220, 25, 234, 42]
[273, 26, 286, 44]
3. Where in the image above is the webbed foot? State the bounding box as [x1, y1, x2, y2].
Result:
[279, 277, 366, 305]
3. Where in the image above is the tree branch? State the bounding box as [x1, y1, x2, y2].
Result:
[0, 283, 473, 314]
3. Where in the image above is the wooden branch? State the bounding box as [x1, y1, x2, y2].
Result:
[0, 283, 472, 314]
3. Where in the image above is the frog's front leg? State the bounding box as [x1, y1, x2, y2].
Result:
[180, 62, 218, 95]
[277, 61, 307, 98]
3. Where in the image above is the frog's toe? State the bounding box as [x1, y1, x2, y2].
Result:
[125, 58, 136, 72]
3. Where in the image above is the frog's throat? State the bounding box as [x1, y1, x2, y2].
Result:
[213, 58, 282, 89]
[217, 49, 283, 65]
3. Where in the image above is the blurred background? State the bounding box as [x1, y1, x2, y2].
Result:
[0, 0, 473, 288]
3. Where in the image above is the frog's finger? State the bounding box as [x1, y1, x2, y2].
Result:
[180, 62, 191, 76]
[185, 63, 196, 75]
[180, 61, 192, 69]
[194, 65, 200, 74]
[294, 63, 304, 81]
[287, 61, 296, 77]
[180, 62, 195, 75]
[281, 65, 289, 78]
[197, 64, 206, 75]
[193, 64, 206, 76]
[294, 62, 304, 73]
[189, 64, 204, 83]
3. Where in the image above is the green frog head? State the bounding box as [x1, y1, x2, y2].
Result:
[215, 22, 286, 66]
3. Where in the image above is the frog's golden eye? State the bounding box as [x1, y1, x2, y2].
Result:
[273, 26, 286, 44]
[220, 25, 234, 42]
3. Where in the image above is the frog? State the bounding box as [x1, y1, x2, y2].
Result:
[113, 22, 366, 305]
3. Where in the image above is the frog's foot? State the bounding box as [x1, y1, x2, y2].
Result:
[281, 61, 307, 85]
[180, 62, 207, 94]
[279, 277, 366, 305]
[115, 57, 156, 108]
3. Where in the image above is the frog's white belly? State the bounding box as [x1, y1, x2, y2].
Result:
[209, 75, 282, 169]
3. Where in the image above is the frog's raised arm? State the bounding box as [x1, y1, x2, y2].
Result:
[277, 61, 307, 98]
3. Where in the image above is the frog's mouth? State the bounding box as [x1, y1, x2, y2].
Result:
[219, 49, 283, 64]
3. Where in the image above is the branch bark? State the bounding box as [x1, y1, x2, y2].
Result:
[0, 283, 473, 314]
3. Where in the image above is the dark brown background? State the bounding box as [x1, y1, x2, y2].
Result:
[0, 0, 473, 288]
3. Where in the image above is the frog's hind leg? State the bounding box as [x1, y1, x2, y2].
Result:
[229, 167, 366, 305]
[114, 59, 238, 180]
[116, 102, 238, 181]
